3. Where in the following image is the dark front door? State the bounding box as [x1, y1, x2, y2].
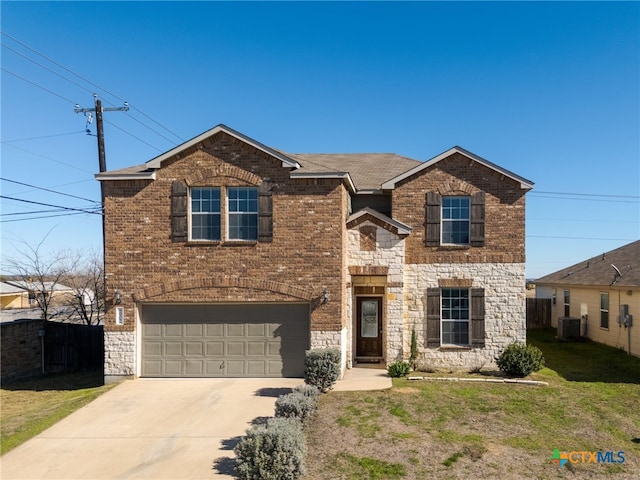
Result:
[356, 297, 383, 357]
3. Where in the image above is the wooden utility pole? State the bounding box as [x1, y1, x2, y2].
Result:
[75, 94, 129, 172]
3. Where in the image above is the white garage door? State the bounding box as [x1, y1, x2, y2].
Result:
[141, 303, 310, 378]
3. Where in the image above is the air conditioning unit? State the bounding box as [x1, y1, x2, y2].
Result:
[558, 317, 581, 340]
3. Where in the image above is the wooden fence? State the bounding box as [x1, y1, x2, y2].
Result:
[44, 322, 104, 374]
[526, 298, 552, 329]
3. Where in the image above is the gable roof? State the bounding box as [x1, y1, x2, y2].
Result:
[381, 146, 534, 190]
[535, 240, 640, 288]
[346, 207, 412, 236]
[96, 124, 301, 180]
[289, 153, 421, 191]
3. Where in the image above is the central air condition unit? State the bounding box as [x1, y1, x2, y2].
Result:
[558, 317, 581, 340]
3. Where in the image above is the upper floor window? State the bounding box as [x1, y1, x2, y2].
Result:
[227, 187, 258, 241]
[425, 192, 485, 247]
[171, 180, 272, 244]
[442, 197, 470, 245]
[191, 187, 221, 241]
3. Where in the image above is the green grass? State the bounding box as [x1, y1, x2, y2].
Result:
[304, 329, 640, 479]
[337, 453, 407, 480]
[1, 371, 116, 455]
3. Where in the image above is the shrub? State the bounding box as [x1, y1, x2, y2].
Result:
[387, 360, 411, 377]
[409, 329, 418, 369]
[496, 342, 545, 377]
[275, 391, 317, 426]
[234, 417, 306, 480]
[293, 384, 321, 401]
[304, 348, 341, 393]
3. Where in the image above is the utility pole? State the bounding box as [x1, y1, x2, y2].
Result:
[75, 94, 129, 172]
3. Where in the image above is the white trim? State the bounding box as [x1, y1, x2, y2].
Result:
[347, 207, 412, 235]
[146, 124, 300, 170]
[95, 171, 156, 181]
[381, 146, 534, 190]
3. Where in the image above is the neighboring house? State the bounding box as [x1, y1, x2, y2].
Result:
[535, 240, 639, 358]
[96, 124, 533, 380]
[0, 282, 31, 309]
[0, 280, 75, 310]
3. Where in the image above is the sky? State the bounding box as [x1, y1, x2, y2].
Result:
[1, 1, 638, 279]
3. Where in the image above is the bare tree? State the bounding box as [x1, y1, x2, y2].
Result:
[62, 250, 105, 326]
[3, 239, 81, 321]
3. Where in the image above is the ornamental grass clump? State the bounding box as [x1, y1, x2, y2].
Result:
[304, 348, 341, 393]
[496, 342, 545, 377]
[234, 417, 306, 480]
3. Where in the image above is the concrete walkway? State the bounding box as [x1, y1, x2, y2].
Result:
[334, 366, 392, 391]
[0, 368, 390, 480]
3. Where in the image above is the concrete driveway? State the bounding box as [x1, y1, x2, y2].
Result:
[0, 378, 303, 479]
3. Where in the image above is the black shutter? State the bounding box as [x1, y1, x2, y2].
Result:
[258, 182, 273, 243]
[470, 192, 485, 247]
[471, 288, 485, 348]
[425, 192, 441, 246]
[426, 287, 441, 348]
[171, 181, 188, 242]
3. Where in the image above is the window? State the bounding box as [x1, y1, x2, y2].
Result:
[441, 288, 470, 346]
[563, 290, 570, 317]
[442, 197, 470, 245]
[191, 187, 221, 241]
[600, 292, 609, 329]
[227, 187, 258, 240]
[552, 288, 557, 305]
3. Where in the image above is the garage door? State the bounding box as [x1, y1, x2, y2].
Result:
[141, 303, 310, 378]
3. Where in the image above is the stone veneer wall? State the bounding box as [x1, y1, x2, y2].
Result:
[104, 330, 136, 379]
[347, 221, 406, 363]
[310, 328, 348, 376]
[404, 263, 526, 370]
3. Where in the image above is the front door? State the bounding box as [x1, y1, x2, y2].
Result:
[356, 297, 383, 357]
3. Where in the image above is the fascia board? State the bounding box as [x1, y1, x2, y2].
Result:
[381, 147, 534, 190]
[145, 124, 300, 170]
[290, 171, 356, 193]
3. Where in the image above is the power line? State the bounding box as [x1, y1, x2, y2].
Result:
[0, 211, 98, 224]
[528, 235, 636, 241]
[532, 190, 639, 199]
[528, 194, 638, 204]
[0, 195, 102, 215]
[3, 143, 95, 174]
[0, 177, 100, 204]
[2, 30, 184, 143]
[1, 131, 86, 143]
[103, 118, 163, 152]
[1, 67, 76, 104]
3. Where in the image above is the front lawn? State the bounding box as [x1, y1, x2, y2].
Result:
[1, 371, 116, 455]
[303, 329, 640, 479]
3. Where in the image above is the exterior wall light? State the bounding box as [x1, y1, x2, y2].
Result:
[114, 289, 122, 305]
[323, 289, 330, 304]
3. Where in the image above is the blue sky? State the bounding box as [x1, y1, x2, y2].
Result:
[1, 1, 638, 279]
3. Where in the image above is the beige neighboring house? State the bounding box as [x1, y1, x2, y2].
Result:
[535, 240, 639, 358]
[0, 280, 75, 310]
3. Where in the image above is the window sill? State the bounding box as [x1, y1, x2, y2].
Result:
[600, 327, 609, 331]
[437, 244, 471, 250]
[438, 345, 472, 351]
[222, 240, 258, 247]
[186, 241, 221, 246]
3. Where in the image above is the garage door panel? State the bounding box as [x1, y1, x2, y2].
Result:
[141, 303, 309, 378]
[164, 342, 183, 356]
[185, 342, 203, 356]
[226, 323, 244, 337]
[143, 341, 162, 356]
[185, 324, 204, 337]
[248, 342, 265, 356]
[206, 341, 224, 356]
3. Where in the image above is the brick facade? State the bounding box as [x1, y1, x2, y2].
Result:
[101, 126, 531, 377]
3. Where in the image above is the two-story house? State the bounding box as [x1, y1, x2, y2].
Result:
[97, 124, 533, 381]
